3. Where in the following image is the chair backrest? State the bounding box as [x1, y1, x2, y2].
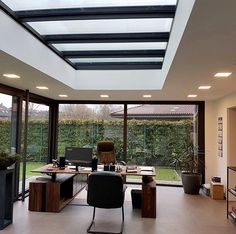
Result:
[97, 141, 116, 164]
[87, 171, 124, 209]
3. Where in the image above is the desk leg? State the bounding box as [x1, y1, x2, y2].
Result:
[51, 173, 56, 182]
[141, 179, 156, 218]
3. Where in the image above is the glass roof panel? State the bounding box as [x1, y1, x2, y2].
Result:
[52, 42, 167, 51]
[28, 18, 173, 35]
[1, 0, 177, 70]
[2, 0, 177, 11]
[69, 58, 164, 63]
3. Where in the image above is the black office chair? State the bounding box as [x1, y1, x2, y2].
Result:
[87, 171, 126, 234]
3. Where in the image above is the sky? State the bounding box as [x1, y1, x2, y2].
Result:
[0, 93, 49, 110]
[0, 93, 12, 108]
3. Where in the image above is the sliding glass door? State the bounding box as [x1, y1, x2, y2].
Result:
[20, 101, 49, 193]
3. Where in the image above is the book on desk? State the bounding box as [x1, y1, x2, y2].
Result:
[139, 166, 154, 172]
[126, 165, 138, 173]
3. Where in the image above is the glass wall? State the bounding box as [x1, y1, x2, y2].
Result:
[126, 104, 196, 184]
[57, 103, 198, 185]
[21, 101, 49, 182]
[58, 104, 124, 160]
[0, 93, 13, 152]
[0, 85, 203, 189]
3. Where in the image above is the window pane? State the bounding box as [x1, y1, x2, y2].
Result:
[28, 18, 173, 35]
[53, 42, 167, 51]
[69, 57, 164, 63]
[0, 93, 12, 152]
[21, 102, 49, 185]
[2, 0, 177, 11]
[126, 104, 196, 184]
[58, 104, 124, 162]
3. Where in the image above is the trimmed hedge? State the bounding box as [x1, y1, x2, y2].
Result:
[0, 119, 193, 166]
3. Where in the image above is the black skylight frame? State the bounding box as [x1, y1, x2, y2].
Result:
[0, 1, 177, 70]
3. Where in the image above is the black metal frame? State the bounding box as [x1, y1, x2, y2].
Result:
[0, 2, 177, 70]
[15, 6, 176, 21]
[87, 206, 124, 234]
[44, 32, 170, 44]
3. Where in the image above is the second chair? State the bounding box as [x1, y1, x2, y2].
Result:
[97, 141, 116, 165]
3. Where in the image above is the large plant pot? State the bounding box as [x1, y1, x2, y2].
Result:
[181, 172, 202, 194]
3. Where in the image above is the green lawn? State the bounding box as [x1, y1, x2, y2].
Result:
[20, 162, 45, 178]
[127, 167, 181, 181]
[156, 168, 181, 181]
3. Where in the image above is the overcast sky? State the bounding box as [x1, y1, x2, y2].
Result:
[0, 93, 12, 108]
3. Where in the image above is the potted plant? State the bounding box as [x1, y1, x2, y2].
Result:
[0, 151, 20, 170]
[0, 151, 20, 229]
[178, 142, 204, 194]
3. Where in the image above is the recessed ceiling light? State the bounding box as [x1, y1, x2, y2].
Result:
[100, 94, 109, 98]
[214, 72, 232, 77]
[143, 94, 152, 98]
[59, 94, 68, 97]
[173, 106, 179, 109]
[3, 73, 20, 79]
[36, 86, 48, 90]
[170, 109, 176, 112]
[198, 86, 211, 90]
[187, 94, 197, 98]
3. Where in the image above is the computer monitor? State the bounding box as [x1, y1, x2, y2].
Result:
[65, 147, 93, 167]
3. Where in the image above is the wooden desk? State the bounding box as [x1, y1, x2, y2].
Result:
[31, 164, 156, 177]
[29, 164, 156, 216]
[29, 166, 87, 212]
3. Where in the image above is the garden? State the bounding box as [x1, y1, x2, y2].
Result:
[0, 118, 193, 182]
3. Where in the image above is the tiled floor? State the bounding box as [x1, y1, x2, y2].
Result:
[1, 186, 236, 234]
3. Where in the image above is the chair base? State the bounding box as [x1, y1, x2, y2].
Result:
[87, 206, 124, 234]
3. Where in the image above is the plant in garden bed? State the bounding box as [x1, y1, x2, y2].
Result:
[0, 151, 20, 170]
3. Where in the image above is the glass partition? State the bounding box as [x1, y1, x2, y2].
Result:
[126, 104, 196, 184]
[21, 101, 49, 184]
[0, 93, 12, 152]
[58, 104, 124, 161]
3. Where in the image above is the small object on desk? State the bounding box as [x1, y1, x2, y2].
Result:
[126, 165, 138, 173]
[91, 157, 98, 172]
[80, 167, 91, 172]
[139, 166, 153, 172]
[52, 159, 59, 168]
[59, 157, 66, 169]
[110, 165, 115, 171]
[46, 167, 54, 172]
[67, 165, 76, 170]
[116, 165, 122, 172]
[104, 165, 109, 171]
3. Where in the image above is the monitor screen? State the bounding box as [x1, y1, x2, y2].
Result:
[65, 147, 93, 167]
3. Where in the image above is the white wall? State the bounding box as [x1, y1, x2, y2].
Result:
[205, 92, 236, 187]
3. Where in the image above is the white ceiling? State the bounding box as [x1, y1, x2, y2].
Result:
[0, 0, 236, 101]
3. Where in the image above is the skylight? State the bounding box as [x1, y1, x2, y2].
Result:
[1, 0, 177, 70]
